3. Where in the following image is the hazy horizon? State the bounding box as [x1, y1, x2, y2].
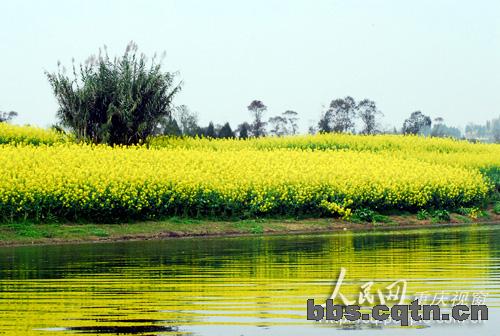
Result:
[1, 0, 499, 132]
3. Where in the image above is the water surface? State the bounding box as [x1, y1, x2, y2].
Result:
[0, 225, 499, 335]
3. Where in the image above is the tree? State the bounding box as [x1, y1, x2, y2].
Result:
[193, 127, 206, 137]
[431, 117, 445, 137]
[247, 100, 267, 137]
[175, 105, 199, 136]
[160, 117, 182, 136]
[317, 110, 333, 133]
[236, 122, 251, 139]
[328, 96, 357, 132]
[46, 42, 181, 145]
[465, 123, 487, 140]
[492, 117, 500, 143]
[429, 117, 461, 139]
[0, 111, 17, 122]
[402, 111, 432, 135]
[269, 110, 300, 136]
[438, 124, 462, 139]
[205, 122, 216, 138]
[283, 110, 299, 135]
[218, 122, 235, 138]
[317, 97, 357, 133]
[268, 115, 288, 136]
[466, 116, 500, 142]
[308, 125, 317, 134]
[357, 99, 382, 134]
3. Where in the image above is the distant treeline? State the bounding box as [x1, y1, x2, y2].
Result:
[156, 100, 500, 144]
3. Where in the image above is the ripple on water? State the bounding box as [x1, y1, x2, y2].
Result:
[0, 225, 498, 335]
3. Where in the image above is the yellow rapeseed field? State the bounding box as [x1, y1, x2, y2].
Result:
[151, 133, 500, 169]
[0, 123, 70, 145]
[0, 129, 497, 222]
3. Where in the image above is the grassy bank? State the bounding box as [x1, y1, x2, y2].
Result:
[1, 205, 499, 247]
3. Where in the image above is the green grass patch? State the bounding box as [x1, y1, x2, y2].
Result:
[430, 210, 451, 222]
[233, 221, 265, 234]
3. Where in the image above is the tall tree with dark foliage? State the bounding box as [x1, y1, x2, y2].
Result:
[402, 111, 432, 135]
[247, 100, 267, 137]
[46, 42, 181, 145]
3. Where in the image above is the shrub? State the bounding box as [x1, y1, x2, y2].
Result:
[494, 203, 500, 215]
[352, 208, 376, 222]
[417, 209, 430, 220]
[46, 42, 181, 145]
[431, 210, 450, 222]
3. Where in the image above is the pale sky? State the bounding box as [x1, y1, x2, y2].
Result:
[1, 0, 499, 132]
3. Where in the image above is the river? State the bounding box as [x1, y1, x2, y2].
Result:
[0, 225, 498, 335]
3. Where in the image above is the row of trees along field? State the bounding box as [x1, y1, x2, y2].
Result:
[2, 42, 499, 145]
[156, 98, 500, 142]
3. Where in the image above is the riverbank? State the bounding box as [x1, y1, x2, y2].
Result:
[1, 207, 499, 247]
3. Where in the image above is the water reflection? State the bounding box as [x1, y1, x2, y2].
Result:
[0, 225, 498, 335]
